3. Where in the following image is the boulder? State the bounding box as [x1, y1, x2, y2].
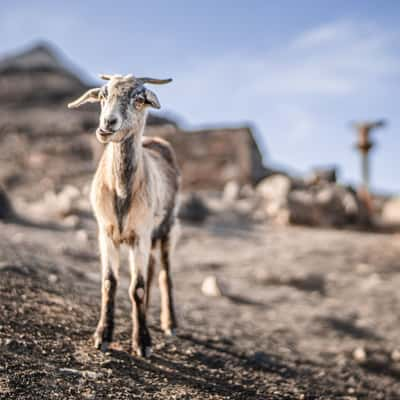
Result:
[307, 167, 337, 184]
[222, 180, 240, 204]
[256, 177, 361, 227]
[178, 193, 210, 223]
[0, 185, 14, 220]
[255, 174, 291, 219]
[382, 197, 400, 225]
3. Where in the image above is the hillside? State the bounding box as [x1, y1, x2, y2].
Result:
[1, 211, 400, 399]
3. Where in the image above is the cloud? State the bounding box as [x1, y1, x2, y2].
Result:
[171, 19, 399, 107]
[172, 19, 398, 114]
[162, 19, 400, 188]
[0, 10, 399, 189]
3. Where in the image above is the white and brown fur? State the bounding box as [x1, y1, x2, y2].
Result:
[68, 74, 179, 357]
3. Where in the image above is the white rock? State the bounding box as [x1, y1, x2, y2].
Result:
[391, 349, 400, 362]
[223, 181, 240, 204]
[76, 229, 89, 244]
[256, 174, 291, 203]
[62, 215, 80, 228]
[353, 347, 367, 363]
[201, 276, 223, 297]
[48, 274, 58, 284]
[382, 197, 400, 225]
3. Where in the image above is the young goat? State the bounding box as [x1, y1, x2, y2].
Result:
[68, 74, 179, 357]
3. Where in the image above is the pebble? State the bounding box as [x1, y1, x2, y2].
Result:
[353, 347, 367, 363]
[201, 276, 223, 297]
[76, 229, 89, 244]
[48, 274, 58, 284]
[59, 368, 103, 380]
[391, 348, 400, 362]
[62, 215, 80, 228]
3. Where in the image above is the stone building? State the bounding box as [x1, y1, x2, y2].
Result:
[146, 125, 270, 190]
[0, 42, 270, 198]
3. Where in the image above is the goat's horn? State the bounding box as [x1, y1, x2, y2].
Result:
[136, 77, 173, 85]
[99, 74, 113, 80]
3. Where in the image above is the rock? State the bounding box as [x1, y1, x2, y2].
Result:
[48, 274, 58, 284]
[307, 167, 337, 184]
[353, 347, 367, 363]
[201, 276, 223, 297]
[61, 215, 80, 228]
[0, 185, 14, 220]
[361, 273, 381, 291]
[287, 184, 359, 227]
[355, 263, 374, 274]
[61, 185, 81, 201]
[256, 174, 291, 220]
[31, 185, 82, 220]
[76, 229, 89, 244]
[179, 193, 210, 223]
[222, 181, 240, 204]
[255, 172, 362, 227]
[59, 368, 102, 380]
[55, 185, 80, 217]
[382, 197, 400, 225]
[391, 349, 400, 362]
[287, 190, 316, 225]
[256, 174, 291, 204]
[240, 184, 254, 198]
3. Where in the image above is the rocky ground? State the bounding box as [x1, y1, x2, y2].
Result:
[1, 208, 400, 399]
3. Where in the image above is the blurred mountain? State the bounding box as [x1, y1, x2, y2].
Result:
[0, 42, 88, 106]
[0, 41, 177, 126]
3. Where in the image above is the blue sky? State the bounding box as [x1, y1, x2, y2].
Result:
[2, 1, 400, 192]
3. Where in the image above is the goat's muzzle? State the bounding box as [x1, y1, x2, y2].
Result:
[96, 128, 114, 143]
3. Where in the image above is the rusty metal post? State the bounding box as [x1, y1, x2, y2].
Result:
[352, 120, 386, 214]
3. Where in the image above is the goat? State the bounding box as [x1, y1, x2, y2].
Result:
[68, 74, 179, 357]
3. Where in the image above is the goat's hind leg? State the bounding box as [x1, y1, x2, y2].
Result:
[94, 230, 120, 351]
[159, 235, 177, 336]
[145, 251, 156, 311]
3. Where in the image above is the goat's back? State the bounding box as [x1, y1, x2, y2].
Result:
[142, 136, 180, 186]
[142, 136, 177, 167]
[142, 136, 180, 241]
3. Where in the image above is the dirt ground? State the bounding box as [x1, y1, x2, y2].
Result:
[1, 211, 400, 399]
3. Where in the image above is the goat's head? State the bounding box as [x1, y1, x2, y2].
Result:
[68, 74, 172, 144]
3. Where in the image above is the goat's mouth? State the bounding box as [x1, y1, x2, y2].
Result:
[96, 128, 115, 142]
[97, 128, 114, 136]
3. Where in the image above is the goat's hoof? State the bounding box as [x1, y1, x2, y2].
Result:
[94, 336, 110, 352]
[134, 346, 152, 358]
[164, 328, 176, 337]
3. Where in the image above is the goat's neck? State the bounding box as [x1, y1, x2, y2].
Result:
[111, 132, 142, 199]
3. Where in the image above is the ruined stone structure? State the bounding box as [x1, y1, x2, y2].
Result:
[146, 125, 270, 190]
[0, 42, 270, 198]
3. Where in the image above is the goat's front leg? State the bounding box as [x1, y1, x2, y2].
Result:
[129, 236, 152, 357]
[94, 229, 120, 351]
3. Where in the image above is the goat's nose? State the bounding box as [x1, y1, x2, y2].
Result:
[105, 117, 118, 130]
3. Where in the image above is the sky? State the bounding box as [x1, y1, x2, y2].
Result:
[1, 1, 400, 193]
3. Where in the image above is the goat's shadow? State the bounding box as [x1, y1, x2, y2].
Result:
[104, 335, 299, 398]
[101, 330, 343, 399]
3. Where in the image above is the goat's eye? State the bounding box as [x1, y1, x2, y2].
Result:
[133, 96, 145, 110]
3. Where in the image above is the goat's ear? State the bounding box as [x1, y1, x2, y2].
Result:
[67, 88, 101, 109]
[144, 89, 161, 109]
